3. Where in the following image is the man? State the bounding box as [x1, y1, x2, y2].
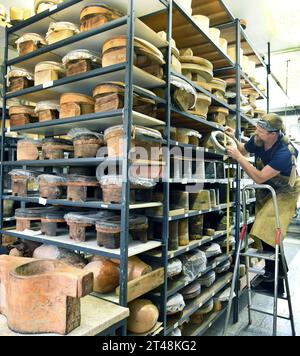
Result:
[225, 113, 300, 295]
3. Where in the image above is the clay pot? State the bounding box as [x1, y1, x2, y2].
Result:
[112, 256, 152, 281]
[7, 259, 93, 335]
[60, 93, 95, 119]
[15, 33, 47, 56]
[73, 134, 103, 158]
[7, 69, 34, 93]
[17, 139, 42, 161]
[46, 21, 80, 45]
[127, 299, 159, 334]
[104, 125, 162, 158]
[84, 258, 119, 294]
[9, 104, 38, 127]
[80, 4, 123, 32]
[38, 174, 67, 199]
[34, 61, 65, 86]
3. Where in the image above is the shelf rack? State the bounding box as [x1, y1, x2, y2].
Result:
[1, 0, 170, 337]
[0, 0, 268, 337]
[142, 0, 269, 335]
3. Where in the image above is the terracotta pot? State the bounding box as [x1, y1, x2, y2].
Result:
[46, 21, 80, 45]
[34, 61, 65, 86]
[8, 69, 34, 93]
[80, 5, 123, 32]
[6, 259, 93, 335]
[15, 33, 47, 56]
[111, 256, 152, 281]
[17, 139, 42, 161]
[60, 93, 95, 119]
[9, 105, 38, 127]
[38, 174, 67, 199]
[104, 125, 162, 158]
[127, 299, 159, 334]
[73, 134, 103, 158]
[84, 258, 119, 294]
[42, 138, 73, 160]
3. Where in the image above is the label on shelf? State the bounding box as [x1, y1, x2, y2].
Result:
[43, 81, 53, 89]
[101, 204, 109, 209]
[39, 198, 47, 206]
[184, 213, 189, 218]
[49, 5, 58, 12]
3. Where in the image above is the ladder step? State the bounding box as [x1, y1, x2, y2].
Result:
[248, 268, 265, 276]
[241, 249, 276, 261]
[252, 289, 289, 300]
[250, 307, 291, 320]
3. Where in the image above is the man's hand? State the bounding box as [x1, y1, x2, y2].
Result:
[226, 146, 242, 161]
[224, 126, 236, 139]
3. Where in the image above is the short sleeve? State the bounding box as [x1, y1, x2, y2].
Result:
[268, 149, 292, 173]
[244, 136, 257, 154]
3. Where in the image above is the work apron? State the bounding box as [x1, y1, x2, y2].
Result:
[249, 158, 300, 248]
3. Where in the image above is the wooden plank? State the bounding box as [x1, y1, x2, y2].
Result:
[0, 296, 129, 336]
[2, 229, 162, 258]
[192, 0, 233, 26]
[116, 267, 164, 302]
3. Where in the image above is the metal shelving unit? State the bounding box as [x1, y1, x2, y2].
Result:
[0, 0, 268, 337]
[166, 272, 233, 335]
[142, 0, 269, 336]
[0, 0, 170, 337]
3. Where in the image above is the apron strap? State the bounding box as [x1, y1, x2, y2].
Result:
[287, 143, 297, 187]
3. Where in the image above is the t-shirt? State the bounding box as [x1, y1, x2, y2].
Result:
[244, 135, 298, 177]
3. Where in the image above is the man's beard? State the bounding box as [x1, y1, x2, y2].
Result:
[254, 135, 264, 147]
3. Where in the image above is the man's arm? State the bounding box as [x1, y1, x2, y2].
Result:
[224, 127, 248, 157]
[235, 140, 248, 157]
[227, 147, 280, 184]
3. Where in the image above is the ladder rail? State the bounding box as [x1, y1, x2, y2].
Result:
[223, 184, 296, 336]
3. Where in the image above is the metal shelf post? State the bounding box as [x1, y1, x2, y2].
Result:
[233, 18, 242, 324]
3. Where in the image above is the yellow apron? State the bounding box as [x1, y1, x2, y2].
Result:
[250, 158, 300, 248]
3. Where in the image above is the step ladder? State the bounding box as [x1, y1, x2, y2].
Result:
[224, 184, 296, 336]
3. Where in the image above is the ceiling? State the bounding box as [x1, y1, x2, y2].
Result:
[223, 0, 300, 110]
[3, 0, 300, 110]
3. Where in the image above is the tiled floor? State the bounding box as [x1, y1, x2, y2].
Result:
[204, 238, 300, 336]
